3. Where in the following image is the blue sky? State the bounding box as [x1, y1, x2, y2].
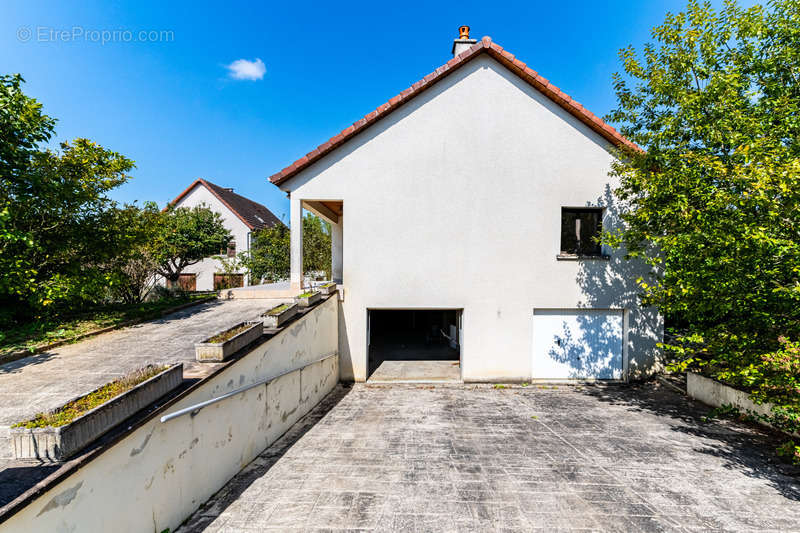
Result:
[1, 1, 743, 221]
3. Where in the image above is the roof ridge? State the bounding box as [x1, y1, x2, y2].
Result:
[169, 178, 283, 231]
[269, 37, 637, 186]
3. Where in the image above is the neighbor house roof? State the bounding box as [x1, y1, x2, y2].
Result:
[170, 178, 283, 231]
[269, 36, 637, 186]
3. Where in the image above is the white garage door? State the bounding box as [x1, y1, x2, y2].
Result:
[532, 309, 623, 379]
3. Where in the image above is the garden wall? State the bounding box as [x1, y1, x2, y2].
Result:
[0, 295, 339, 533]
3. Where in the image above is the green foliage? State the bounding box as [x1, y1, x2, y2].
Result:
[265, 303, 290, 316]
[241, 212, 331, 284]
[105, 202, 162, 304]
[303, 213, 331, 279]
[605, 0, 800, 461]
[13, 364, 170, 428]
[206, 322, 255, 344]
[242, 222, 290, 283]
[0, 293, 211, 356]
[0, 74, 136, 317]
[150, 204, 231, 284]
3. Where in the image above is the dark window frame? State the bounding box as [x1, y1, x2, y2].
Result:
[559, 207, 605, 258]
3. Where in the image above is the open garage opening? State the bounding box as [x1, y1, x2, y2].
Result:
[367, 309, 462, 382]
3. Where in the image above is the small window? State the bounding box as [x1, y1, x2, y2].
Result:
[227, 241, 236, 258]
[560, 207, 603, 256]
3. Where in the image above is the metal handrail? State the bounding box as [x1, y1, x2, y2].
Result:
[159, 352, 338, 423]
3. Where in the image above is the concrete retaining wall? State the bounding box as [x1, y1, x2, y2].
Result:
[11, 364, 184, 462]
[686, 372, 784, 428]
[0, 295, 338, 533]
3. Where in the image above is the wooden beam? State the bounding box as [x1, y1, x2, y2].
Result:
[302, 200, 339, 224]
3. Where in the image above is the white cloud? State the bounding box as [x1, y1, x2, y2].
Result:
[226, 58, 266, 81]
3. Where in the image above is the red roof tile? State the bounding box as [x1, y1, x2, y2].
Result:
[269, 36, 637, 186]
[169, 179, 283, 231]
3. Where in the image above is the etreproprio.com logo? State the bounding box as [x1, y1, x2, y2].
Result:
[17, 26, 174, 44]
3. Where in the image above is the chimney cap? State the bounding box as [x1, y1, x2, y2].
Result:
[452, 25, 477, 56]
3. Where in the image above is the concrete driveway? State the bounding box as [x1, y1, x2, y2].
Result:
[0, 298, 275, 459]
[179, 382, 800, 532]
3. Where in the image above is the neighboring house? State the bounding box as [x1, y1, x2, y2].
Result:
[269, 27, 663, 383]
[168, 178, 282, 291]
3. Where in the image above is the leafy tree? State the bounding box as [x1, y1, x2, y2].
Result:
[0, 74, 135, 317]
[106, 203, 162, 303]
[150, 204, 231, 286]
[241, 213, 330, 284]
[605, 0, 800, 457]
[302, 213, 331, 280]
[241, 223, 290, 283]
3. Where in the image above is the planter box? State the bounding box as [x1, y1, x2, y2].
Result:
[10, 364, 183, 462]
[686, 372, 798, 436]
[261, 302, 298, 328]
[195, 321, 262, 362]
[295, 291, 322, 308]
[318, 283, 338, 296]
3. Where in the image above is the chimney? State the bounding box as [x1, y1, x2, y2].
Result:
[451, 25, 477, 57]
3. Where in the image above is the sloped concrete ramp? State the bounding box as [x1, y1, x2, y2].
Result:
[179, 382, 800, 532]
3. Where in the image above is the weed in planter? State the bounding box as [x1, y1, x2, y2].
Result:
[266, 304, 290, 316]
[207, 323, 255, 343]
[13, 364, 170, 428]
[298, 291, 318, 298]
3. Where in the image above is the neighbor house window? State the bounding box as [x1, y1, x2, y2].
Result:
[560, 207, 603, 256]
[227, 240, 236, 257]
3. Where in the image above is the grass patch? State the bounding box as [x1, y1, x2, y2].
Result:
[297, 291, 318, 298]
[493, 384, 507, 389]
[0, 293, 213, 358]
[206, 322, 256, 344]
[13, 364, 171, 429]
[265, 304, 290, 316]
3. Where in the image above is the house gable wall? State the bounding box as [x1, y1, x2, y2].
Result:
[173, 184, 251, 290]
[281, 55, 662, 381]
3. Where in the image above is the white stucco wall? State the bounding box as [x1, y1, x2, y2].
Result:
[173, 184, 252, 290]
[281, 55, 662, 382]
[1, 296, 339, 533]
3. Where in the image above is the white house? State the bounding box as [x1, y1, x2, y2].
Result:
[269, 28, 663, 383]
[169, 179, 282, 291]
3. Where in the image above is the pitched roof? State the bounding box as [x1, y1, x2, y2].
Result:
[269, 36, 637, 186]
[170, 178, 283, 231]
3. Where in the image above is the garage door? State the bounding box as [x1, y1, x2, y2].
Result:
[532, 309, 623, 379]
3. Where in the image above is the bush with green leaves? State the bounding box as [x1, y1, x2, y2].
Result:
[150, 204, 231, 287]
[604, 0, 800, 461]
[0, 74, 136, 319]
[241, 213, 330, 284]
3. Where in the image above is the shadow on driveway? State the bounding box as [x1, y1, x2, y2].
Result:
[0, 299, 225, 375]
[583, 382, 800, 501]
[178, 384, 353, 532]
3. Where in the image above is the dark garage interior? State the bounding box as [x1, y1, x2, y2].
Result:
[367, 309, 461, 380]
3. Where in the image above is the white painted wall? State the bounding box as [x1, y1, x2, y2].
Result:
[280, 55, 662, 382]
[1, 297, 339, 533]
[173, 184, 252, 290]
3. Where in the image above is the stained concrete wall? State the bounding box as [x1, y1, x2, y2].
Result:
[1, 296, 338, 533]
[280, 54, 662, 382]
[173, 183, 252, 290]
